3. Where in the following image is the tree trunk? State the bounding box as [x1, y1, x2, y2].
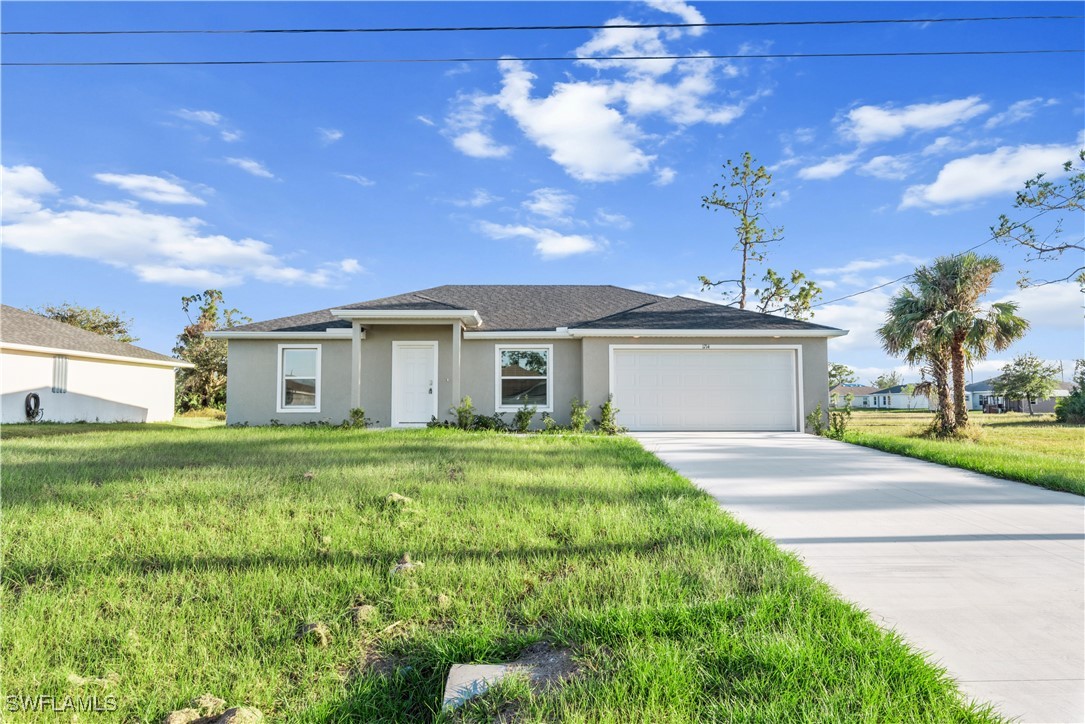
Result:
[738, 246, 748, 309]
[950, 335, 968, 430]
[931, 353, 955, 436]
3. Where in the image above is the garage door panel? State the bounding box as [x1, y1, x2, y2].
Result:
[612, 348, 798, 431]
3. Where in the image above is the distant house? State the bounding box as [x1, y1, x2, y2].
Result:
[965, 376, 1073, 413]
[0, 305, 192, 424]
[830, 384, 878, 407]
[865, 384, 932, 410]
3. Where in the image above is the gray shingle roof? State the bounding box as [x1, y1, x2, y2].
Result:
[0, 305, 180, 364]
[229, 285, 844, 334]
[831, 385, 879, 396]
[966, 376, 1075, 393]
[573, 294, 841, 331]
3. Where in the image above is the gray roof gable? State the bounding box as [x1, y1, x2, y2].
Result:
[229, 285, 844, 334]
[574, 295, 841, 332]
[0, 305, 179, 364]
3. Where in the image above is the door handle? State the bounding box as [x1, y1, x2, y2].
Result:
[428, 388, 433, 394]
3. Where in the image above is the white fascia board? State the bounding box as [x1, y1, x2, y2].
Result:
[567, 328, 849, 338]
[0, 342, 194, 368]
[204, 329, 356, 340]
[329, 308, 482, 326]
[463, 330, 572, 339]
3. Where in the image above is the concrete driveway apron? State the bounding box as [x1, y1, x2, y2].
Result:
[634, 431, 1085, 724]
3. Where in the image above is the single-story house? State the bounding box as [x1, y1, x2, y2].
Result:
[966, 376, 1073, 413]
[830, 384, 879, 407]
[861, 384, 932, 410]
[0, 305, 192, 423]
[209, 285, 847, 431]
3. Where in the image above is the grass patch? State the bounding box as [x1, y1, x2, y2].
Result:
[2, 426, 995, 721]
[846, 412, 1084, 495]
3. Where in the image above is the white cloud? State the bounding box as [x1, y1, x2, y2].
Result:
[336, 173, 376, 187]
[450, 189, 500, 208]
[338, 258, 364, 274]
[843, 96, 990, 144]
[1, 164, 358, 288]
[814, 253, 924, 277]
[797, 153, 858, 180]
[524, 187, 576, 223]
[653, 167, 677, 186]
[816, 289, 898, 352]
[477, 220, 603, 259]
[857, 155, 913, 180]
[1, 165, 58, 216]
[318, 128, 344, 144]
[900, 142, 1077, 210]
[442, 2, 757, 182]
[173, 108, 222, 126]
[595, 208, 632, 229]
[984, 98, 1058, 129]
[495, 60, 655, 182]
[416, 115, 436, 127]
[220, 129, 243, 143]
[996, 282, 1082, 331]
[224, 157, 276, 179]
[94, 173, 205, 205]
[445, 92, 512, 159]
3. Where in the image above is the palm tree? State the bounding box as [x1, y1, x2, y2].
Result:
[923, 254, 1029, 427]
[880, 253, 1029, 435]
[878, 287, 955, 435]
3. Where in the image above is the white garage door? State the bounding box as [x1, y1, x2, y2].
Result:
[612, 347, 800, 431]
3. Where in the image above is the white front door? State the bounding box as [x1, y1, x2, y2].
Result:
[392, 341, 438, 426]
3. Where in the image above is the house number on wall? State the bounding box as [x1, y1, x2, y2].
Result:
[702, 344, 711, 349]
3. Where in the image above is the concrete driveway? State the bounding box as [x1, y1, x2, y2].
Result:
[634, 432, 1085, 724]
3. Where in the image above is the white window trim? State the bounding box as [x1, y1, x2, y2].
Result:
[495, 344, 554, 413]
[391, 340, 439, 427]
[276, 343, 321, 413]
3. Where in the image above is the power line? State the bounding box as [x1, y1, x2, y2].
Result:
[4, 48, 1081, 67]
[769, 213, 1048, 314]
[4, 15, 1081, 36]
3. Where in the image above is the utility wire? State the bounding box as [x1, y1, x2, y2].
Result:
[4, 14, 1081, 36]
[4, 48, 1081, 67]
[764, 212, 1050, 314]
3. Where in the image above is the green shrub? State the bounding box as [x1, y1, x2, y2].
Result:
[596, 395, 625, 435]
[344, 407, 375, 428]
[540, 413, 561, 433]
[512, 404, 536, 433]
[805, 403, 826, 436]
[451, 396, 476, 429]
[472, 412, 508, 431]
[569, 397, 590, 433]
[827, 402, 852, 440]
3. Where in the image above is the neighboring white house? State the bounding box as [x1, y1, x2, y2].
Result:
[965, 376, 1073, 413]
[830, 384, 878, 407]
[0, 305, 191, 424]
[859, 384, 932, 410]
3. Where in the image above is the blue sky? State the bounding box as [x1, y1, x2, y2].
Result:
[3, 1, 1082, 383]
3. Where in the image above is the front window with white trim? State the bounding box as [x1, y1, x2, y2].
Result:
[278, 344, 321, 412]
[496, 345, 552, 411]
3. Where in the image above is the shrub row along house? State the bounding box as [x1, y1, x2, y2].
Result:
[209, 285, 847, 430]
[0, 305, 190, 423]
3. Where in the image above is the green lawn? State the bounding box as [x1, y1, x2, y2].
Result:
[846, 412, 1085, 495]
[2, 426, 994, 722]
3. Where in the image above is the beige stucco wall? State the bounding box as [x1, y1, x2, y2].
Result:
[461, 337, 583, 425]
[1, 349, 177, 424]
[580, 336, 829, 431]
[225, 339, 353, 425]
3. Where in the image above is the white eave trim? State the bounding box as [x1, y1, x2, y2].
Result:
[0, 342, 194, 368]
[329, 308, 482, 327]
[567, 328, 848, 338]
[205, 329, 357, 340]
[463, 330, 573, 339]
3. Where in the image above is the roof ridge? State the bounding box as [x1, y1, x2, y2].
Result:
[575, 297, 670, 327]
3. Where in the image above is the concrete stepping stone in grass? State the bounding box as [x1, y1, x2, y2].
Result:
[441, 642, 578, 710]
